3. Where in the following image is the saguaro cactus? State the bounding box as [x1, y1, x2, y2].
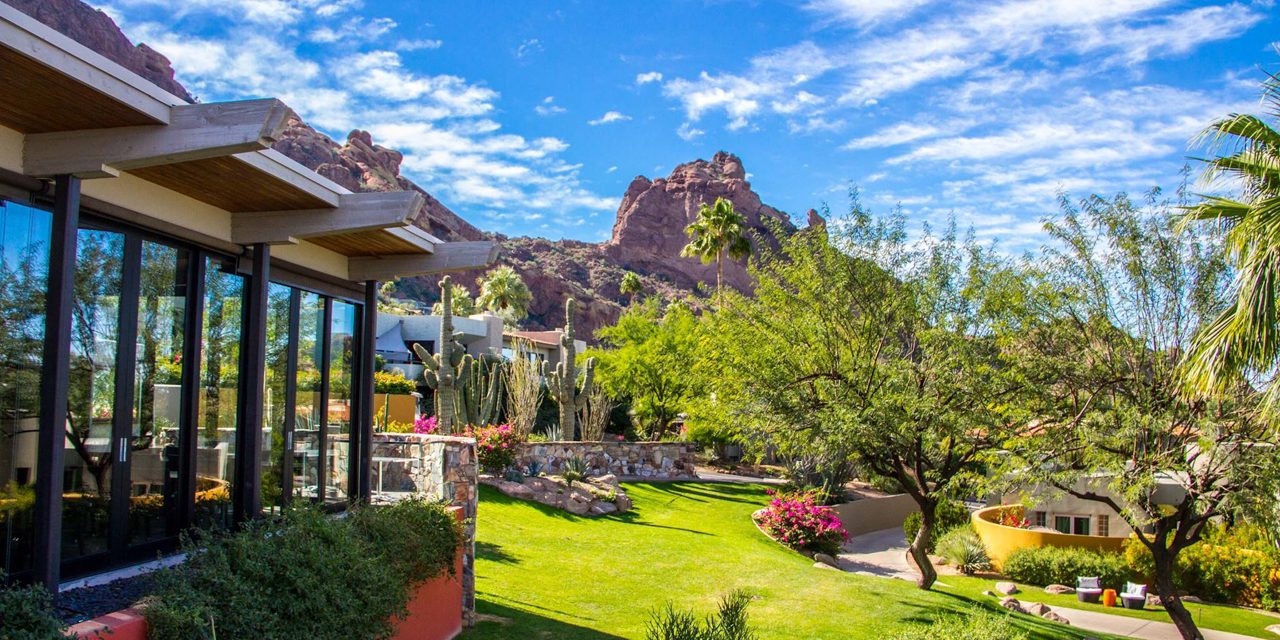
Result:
[454, 353, 504, 427]
[544, 298, 595, 440]
[414, 276, 466, 434]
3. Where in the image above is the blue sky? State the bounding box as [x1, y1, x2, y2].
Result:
[98, 0, 1276, 249]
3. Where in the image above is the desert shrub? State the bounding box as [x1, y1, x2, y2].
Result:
[888, 610, 1026, 640]
[146, 499, 460, 640]
[646, 590, 758, 640]
[471, 423, 521, 472]
[936, 526, 991, 575]
[1124, 525, 1280, 610]
[902, 499, 971, 552]
[374, 371, 417, 395]
[1002, 545, 1134, 590]
[0, 583, 66, 640]
[755, 488, 848, 555]
[562, 455, 588, 486]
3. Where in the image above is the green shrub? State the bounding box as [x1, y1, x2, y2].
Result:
[146, 499, 460, 640]
[0, 583, 66, 640]
[645, 590, 758, 640]
[888, 610, 1027, 640]
[374, 371, 417, 395]
[902, 500, 971, 552]
[1124, 525, 1280, 610]
[935, 526, 991, 575]
[1002, 545, 1134, 590]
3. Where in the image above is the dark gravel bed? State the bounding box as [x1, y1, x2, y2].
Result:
[56, 573, 155, 625]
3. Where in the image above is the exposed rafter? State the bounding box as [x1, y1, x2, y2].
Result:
[346, 241, 500, 281]
[23, 98, 292, 178]
[230, 191, 426, 245]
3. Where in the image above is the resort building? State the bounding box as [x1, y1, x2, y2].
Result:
[0, 4, 496, 592]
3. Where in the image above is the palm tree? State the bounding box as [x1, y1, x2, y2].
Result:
[679, 197, 752, 308]
[477, 265, 533, 321]
[1180, 69, 1280, 408]
[620, 271, 642, 306]
[432, 282, 476, 316]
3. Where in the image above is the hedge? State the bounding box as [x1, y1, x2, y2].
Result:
[1125, 525, 1280, 610]
[0, 583, 66, 640]
[1002, 545, 1134, 590]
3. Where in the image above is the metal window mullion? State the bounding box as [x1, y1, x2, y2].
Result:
[108, 234, 142, 560]
[280, 288, 300, 509]
[353, 283, 377, 504]
[177, 251, 205, 533]
[234, 244, 269, 524]
[316, 297, 333, 504]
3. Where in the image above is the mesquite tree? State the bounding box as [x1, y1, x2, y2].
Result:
[707, 196, 1033, 589]
[998, 192, 1277, 640]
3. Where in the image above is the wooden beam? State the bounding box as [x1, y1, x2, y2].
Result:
[346, 241, 500, 281]
[229, 149, 343, 209]
[230, 191, 426, 245]
[24, 99, 293, 178]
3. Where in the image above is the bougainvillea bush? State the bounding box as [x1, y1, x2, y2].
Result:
[471, 423, 521, 472]
[414, 414, 439, 435]
[755, 489, 848, 556]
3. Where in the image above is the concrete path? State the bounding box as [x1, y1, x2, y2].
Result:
[1019, 601, 1261, 640]
[691, 468, 788, 485]
[836, 527, 917, 580]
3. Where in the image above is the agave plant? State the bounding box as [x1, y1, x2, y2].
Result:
[562, 455, 588, 486]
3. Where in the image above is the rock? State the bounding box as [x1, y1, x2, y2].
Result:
[998, 597, 1021, 612]
[814, 553, 839, 568]
[1146, 593, 1162, 608]
[813, 562, 840, 571]
[1182, 595, 1202, 603]
[1023, 602, 1051, 616]
[995, 582, 1020, 595]
[496, 480, 533, 500]
[1264, 624, 1280, 637]
[1041, 611, 1070, 625]
[589, 502, 618, 516]
[564, 496, 590, 515]
[1044, 584, 1075, 595]
[981, 590, 996, 597]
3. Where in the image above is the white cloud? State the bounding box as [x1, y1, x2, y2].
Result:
[308, 16, 395, 43]
[516, 38, 542, 58]
[636, 71, 664, 84]
[588, 111, 631, 125]
[535, 96, 566, 116]
[395, 38, 443, 51]
[676, 122, 704, 141]
[606, 166, 618, 173]
[844, 121, 958, 150]
[802, 0, 935, 27]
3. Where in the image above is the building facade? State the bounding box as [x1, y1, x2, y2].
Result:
[0, 5, 496, 591]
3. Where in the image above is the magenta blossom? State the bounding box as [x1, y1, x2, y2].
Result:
[413, 414, 439, 435]
[756, 489, 848, 556]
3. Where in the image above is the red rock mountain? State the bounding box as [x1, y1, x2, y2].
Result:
[8, 0, 821, 338]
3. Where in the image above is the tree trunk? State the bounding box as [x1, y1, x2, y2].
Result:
[907, 503, 938, 590]
[716, 253, 723, 310]
[1153, 548, 1203, 640]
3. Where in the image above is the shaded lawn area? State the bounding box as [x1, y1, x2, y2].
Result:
[465, 483, 1118, 640]
[939, 574, 1280, 639]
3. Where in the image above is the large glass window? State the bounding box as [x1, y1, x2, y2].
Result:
[62, 227, 124, 564]
[129, 242, 189, 545]
[261, 284, 291, 513]
[0, 201, 50, 579]
[294, 292, 324, 501]
[326, 301, 356, 505]
[196, 258, 241, 531]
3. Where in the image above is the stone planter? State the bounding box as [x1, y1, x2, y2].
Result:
[481, 473, 632, 516]
[517, 441, 699, 480]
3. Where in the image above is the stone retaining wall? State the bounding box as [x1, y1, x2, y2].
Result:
[370, 433, 479, 624]
[517, 441, 700, 480]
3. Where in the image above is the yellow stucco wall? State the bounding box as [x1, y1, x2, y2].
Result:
[974, 505, 1125, 569]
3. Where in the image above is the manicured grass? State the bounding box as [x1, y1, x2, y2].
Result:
[939, 574, 1280, 639]
[465, 483, 1118, 640]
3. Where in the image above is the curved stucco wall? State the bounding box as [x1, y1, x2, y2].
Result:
[829, 494, 919, 538]
[974, 505, 1125, 569]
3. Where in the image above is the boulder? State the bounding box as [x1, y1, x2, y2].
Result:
[981, 590, 996, 597]
[499, 481, 534, 500]
[1182, 595, 1202, 603]
[1265, 624, 1280, 637]
[1023, 602, 1051, 616]
[1041, 611, 1070, 625]
[814, 553, 839, 568]
[1044, 584, 1075, 595]
[998, 597, 1021, 612]
[564, 495, 591, 516]
[813, 562, 840, 571]
[995, 582, 1020, 595]
[590, 502, 618, 516]
[1146, 593, 1162, 608]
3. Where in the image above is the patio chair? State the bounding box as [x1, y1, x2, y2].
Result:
[1076, 576, 1103, 603]
[1120, 582, 1147, 610]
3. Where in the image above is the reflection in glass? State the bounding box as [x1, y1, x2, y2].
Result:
[326, 301, 356, 505]
[294, 292, 323, 501]
[129, 242, 188, 545]
[196, 259, 240, 530]
[261, 284, 291, 513]
[0, 201, 50, 578]
[63, 228, 124, 562]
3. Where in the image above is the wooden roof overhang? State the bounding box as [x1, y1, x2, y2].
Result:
[0, 3, 498, 277]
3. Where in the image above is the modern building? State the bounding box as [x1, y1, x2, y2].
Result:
[992, 473, 1189, 539]
[0, 4, 496, 591]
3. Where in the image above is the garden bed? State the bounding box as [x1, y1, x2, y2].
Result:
[480, 473, 632, 516]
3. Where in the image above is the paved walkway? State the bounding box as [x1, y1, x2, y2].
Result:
[1020, 601, 1261, 640]
[691, 468, 788, 485]
[836, 527, 917, 580]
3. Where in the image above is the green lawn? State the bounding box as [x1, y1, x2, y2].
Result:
[939, 574, 1280, 639]
[465, 483, 1119, 640]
